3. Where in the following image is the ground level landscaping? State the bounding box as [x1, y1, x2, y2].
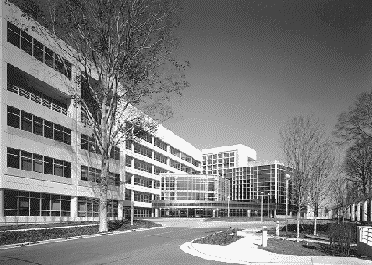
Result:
[0, 219, 162, 246]
[192, 228, 242, 246]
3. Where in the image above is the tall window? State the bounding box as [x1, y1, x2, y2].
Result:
[7, 106, 20, 128]
[7, 147, 20, 169]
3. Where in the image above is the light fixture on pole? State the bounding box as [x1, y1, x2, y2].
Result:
[285, 174, 290, 233]
[260, 192, 264, 222]
[268, 192, 271, 218]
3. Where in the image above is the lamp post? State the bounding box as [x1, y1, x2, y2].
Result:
[268, 192, 271, 218]
[260, 192, 264, 222]
[285, 174, 290, 233]
[227, 195, 230, 217]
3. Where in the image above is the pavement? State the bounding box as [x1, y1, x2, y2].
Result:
[180, 229, 372, 265]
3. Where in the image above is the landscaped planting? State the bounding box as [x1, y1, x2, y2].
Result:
[0, 219, 162, 246]
[192, 228, 242, 246]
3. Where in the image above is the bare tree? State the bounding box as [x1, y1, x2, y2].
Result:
[12, 0, 189, 232]
[334, 90, 372, 144]
[280, 115, 329, 241]
[344, 137, 372, 199]
[308, 140, 335, 235]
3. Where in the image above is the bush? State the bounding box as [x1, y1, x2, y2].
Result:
[193, 228, 242, 246]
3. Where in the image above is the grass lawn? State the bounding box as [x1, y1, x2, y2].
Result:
[192, 228, 243, 246]
[0, 219, 162, 246]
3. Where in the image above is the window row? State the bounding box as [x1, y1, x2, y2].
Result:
[134, 191, 153, 203]
[154, 137, 167, 151]
[154, 151, 167, 164]
[4, 189, 71, 217]
[81, 134, 120, 160]
[169, 159, 195, 174]
[7, 22, 72, 79]
[203, 152, 235, 161]
[77, 197, 118, 217]
[170, 146, 201, 167]
[8, 106, 71, 145]
[8, 74, 68, 116]
[80, 166, 120, 186]
[134, 158, 153, 173]
[7, 147, 71, 178]
[133, 142, 152, 158]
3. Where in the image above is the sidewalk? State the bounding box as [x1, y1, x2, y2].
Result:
[180, 231, 372, 265]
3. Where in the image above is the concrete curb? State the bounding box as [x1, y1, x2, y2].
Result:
[0, 226, 166, 250]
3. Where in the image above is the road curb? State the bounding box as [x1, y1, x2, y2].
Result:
[0, 226, 166, 250]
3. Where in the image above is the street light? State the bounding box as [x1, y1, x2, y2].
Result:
[227, 195, 230, 217]
[260, 192, 264, 222]
[268, 192, 271, 218]
[285, 174, 290, 233]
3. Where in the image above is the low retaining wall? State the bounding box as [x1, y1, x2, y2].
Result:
[357, 226, 372, 258]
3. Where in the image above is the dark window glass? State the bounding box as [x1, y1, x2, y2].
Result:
[54, 159, 64, 177]
[20, 30, 33, 55]
[7, 147, 20, 169]
[81, 165, 88, 181]
[33, 39, 44, 62]
[44, 156, 53, 174]
[30, 197, 40, 216]
[21, 110, 32, 132]
[21, 150, 32, 171]
[63, 161, 71, 178]
[63, 127, 71, 145]
[55, 54, 65, 75]
[19, 197, 29, 216]
[54, 124, 63, 142]
[44, 120, 53, 139]
[114, 174, 120, 186]
[33, 153, 43, 173]
[33, 116, 43, 136]
[81, 134, 88, 150]
[45, 47, 54, 68]
[64, 59, 72, 79]
[7, 22, 20, 47]
[7, 106, 20, 128]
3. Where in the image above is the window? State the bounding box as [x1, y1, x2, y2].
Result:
[54, 159, 64, 177]
[54, 124, 64, 142]
[134, 143, 152, 158]
[63, 127, 71, 145]
[7, 148, 20, 169]
[154, 137, 167, 151]
[21, 110, 32, 132]
[110, 146, 120, 160]
[20, 30, 33, 55]
[63, 161, 71, 178]
[7, 106, 20, 128]
[81, 134, 88, 150]
[44, 120, 53, 139]
[125, 140, 132, 150]
[134, 158, 152, 173]
[7, 21, 20, 47]
[20, 150, 32, 171]
[44, 47, 54, 68]
[125, 156, 132, 167]
[44, 156, 53, 174]
[33, 39, 44, 62]
[33, 154, 43, 173]
[81, 165, 88, 181]
[33, 116, 43, 136]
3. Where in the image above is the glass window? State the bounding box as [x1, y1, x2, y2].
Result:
[81, 165, 88, 181]
[20, 30, 33, 55]
[20, 150, 32, 171]
[54, 159, 64, 177]
[125, 156, 132, 167]
[7, 22, 20, 47]
[63, 161, 71, 178]
[7, 106, 20, 128]
[33, 39, 44, 62]
[54, 124, 64, 142]
[44, 156, 53, 174]
[21, 110, 32, 132]
[19, 197, 30, 216]
[45, 47, 54, 68]
[7, 147, 20, 169]
[54, 54, 65, 75]
[33, 153, 43, 173]
[63, 127, 71, 145]
[33, 116, 43, 136]
[81, 134, 88, 150]
[44, 120, 53, 139]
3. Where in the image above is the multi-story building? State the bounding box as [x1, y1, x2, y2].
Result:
[202, 144, 256, 176]
[227, 161, 294, 217]
[123, 126, 202, 218]
[0, 1, 125, 223]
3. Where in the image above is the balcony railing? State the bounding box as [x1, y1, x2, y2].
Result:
[8, 85, 68, 116]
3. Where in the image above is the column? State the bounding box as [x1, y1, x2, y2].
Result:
[357, 202, 361, 222]
[364, 200, 368, 222]
[71, 196, 78, 220]
[118, 200, 123, 220]
[155, 208, 159, 217]
[213, 209, 216, 217]
[247, 209, 251, 217]
[351, 204, 355, 221]
[0, 189, 4, 218]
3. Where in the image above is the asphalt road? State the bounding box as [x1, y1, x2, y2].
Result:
[0, 218, 273, 265]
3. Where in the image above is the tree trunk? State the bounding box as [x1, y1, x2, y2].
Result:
[99, 195, 108, 232]
[314, 216, 317, 236]
[297, 210, 300, 242]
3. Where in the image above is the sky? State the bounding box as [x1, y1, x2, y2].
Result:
[162, 0, 372, 161]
